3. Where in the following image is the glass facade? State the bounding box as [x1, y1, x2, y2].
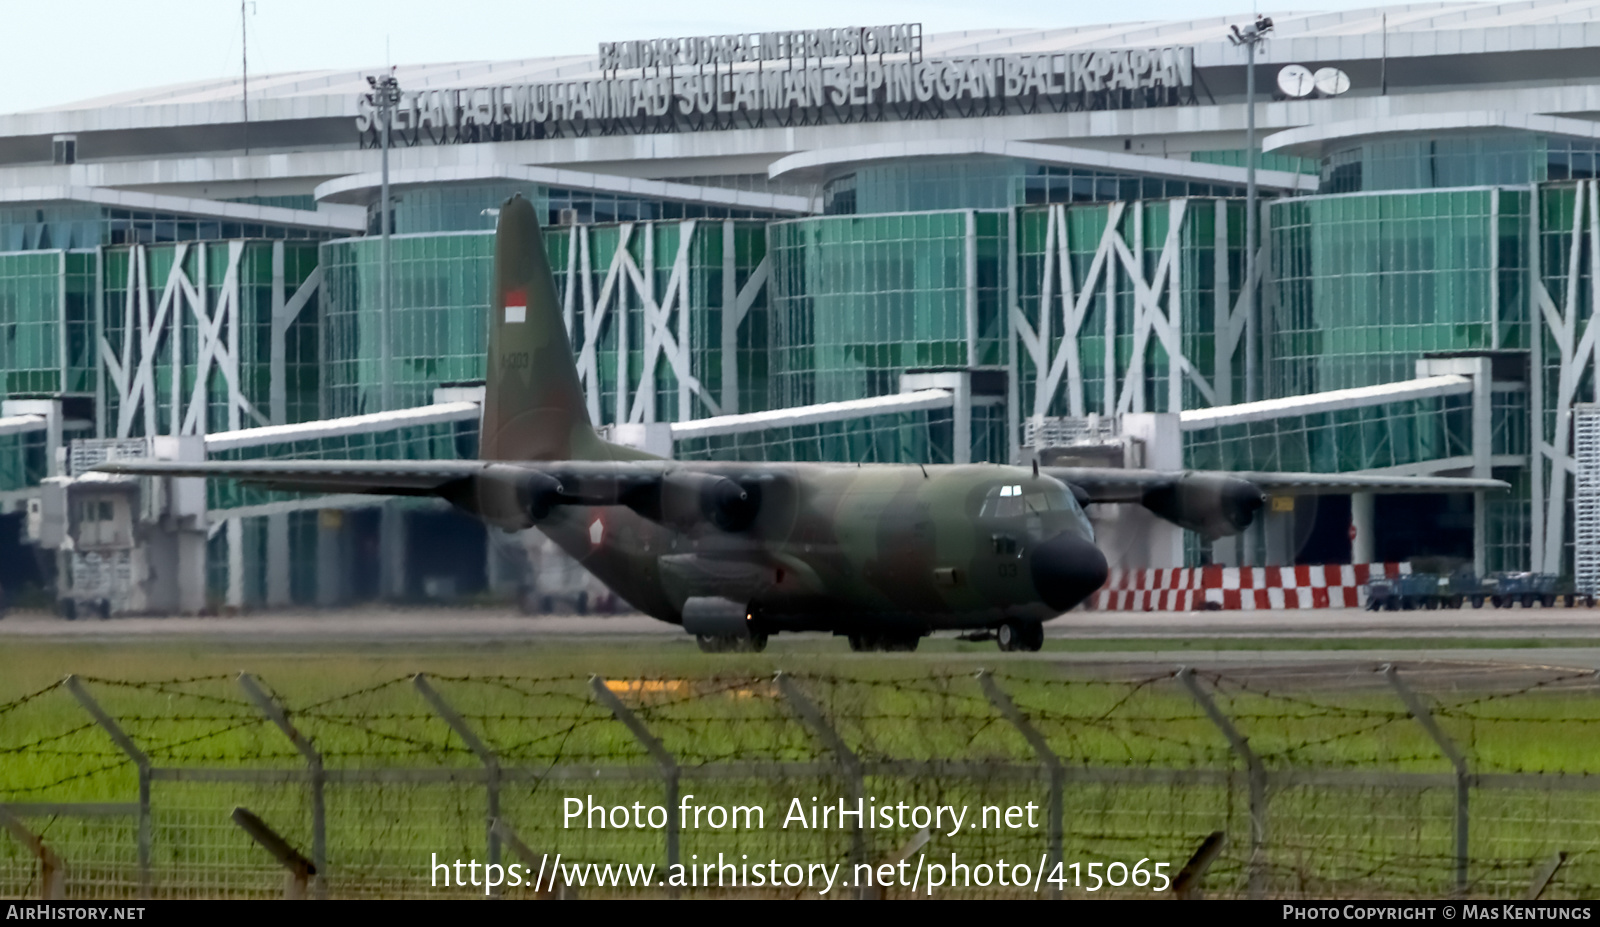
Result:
[0, 203, 328, 252]
[322, 219, 771, 423]
[100, 240, 321, 437]
[1015, 199, 1246, 417]
[824, 156, 1247, 216]
[0, 251, 95, 400]
[374, 181, 781, 236]
[1183, 394, 1474, 473]
[675, 407, 958, 464]
[322, 232, 493, 417]
[768, 211, 1005, 408]
[1319, 132, 1600, 194]
[1268, 188, 1529, 398]
[0, 429, 45, 493]
[1190, 149, 1320, 175]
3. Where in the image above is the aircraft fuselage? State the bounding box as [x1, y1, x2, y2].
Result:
[535, 462, 1108, 634]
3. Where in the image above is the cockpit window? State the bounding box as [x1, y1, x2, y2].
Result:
[980, 483, 1069, 519]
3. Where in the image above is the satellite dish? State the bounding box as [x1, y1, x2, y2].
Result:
[1277, 64, 1315, 98]
[1313, 66, 1351, 96]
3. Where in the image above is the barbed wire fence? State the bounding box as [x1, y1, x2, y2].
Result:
[3, 664, 1600, 899]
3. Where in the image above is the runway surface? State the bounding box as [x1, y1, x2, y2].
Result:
[4, 604, 1599, 641]
[7, 606, 1600, 692]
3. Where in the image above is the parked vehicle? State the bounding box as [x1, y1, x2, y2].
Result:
[1367, 569, 1593, 610]
[1484, 571, 1559, 608]
[1365, 573, 1452, 611]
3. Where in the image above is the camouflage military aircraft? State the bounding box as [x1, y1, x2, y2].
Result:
[98, 195, 1508, 653]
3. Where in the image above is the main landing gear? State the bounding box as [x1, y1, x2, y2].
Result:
[847, 632, 922, 653]
[996, 620, 1044, 652]
[696, 633, 768, 653]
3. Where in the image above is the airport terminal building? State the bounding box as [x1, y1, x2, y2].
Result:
[0, 2, 1595, 609]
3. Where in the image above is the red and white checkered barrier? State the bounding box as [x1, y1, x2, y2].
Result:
[1085, 563, 1411, 611]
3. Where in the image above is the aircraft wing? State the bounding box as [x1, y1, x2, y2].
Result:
[1045, 466, 1510, 538]
[1047, 467, 1510, 503]
[90, 457, 714, 530]
[91, 458, 671, 497]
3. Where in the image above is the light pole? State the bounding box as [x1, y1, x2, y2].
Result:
[1229, 15, 1272, 403]
[366, 71, 402, 411]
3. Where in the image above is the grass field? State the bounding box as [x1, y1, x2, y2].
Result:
[4, 636, 1600, 899]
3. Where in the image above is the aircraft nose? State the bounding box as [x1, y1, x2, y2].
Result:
[1030, 531, 1110, 612]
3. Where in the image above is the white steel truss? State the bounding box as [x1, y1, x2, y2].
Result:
[563, 218, 769, 426]
[1011, 198, 1260, 427]
[1532, 180, 1600, 573]
[98, 241, 322, 439]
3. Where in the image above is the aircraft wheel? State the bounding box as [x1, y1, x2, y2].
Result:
[997, 621, 1037, 652]
[745, 633, 769, 653]
[880, 634, 920, 653]
[847, 634, 876, 653]
[696, 634, 728, 653]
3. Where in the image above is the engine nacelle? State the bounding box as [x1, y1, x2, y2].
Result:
[439, 469, 566, 531]
[628, 471, 760, 532]
[1139, 473, 1264, 539]
[518, 471, 566, 524]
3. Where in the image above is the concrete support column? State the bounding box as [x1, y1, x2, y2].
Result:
[900, 371, 974, 466]
[226, 519, 244, 609]
[379, 501, 408, 600]
[266, 513, 290, 607]
[1112, 413, 1185, 568]
[1351, 492, 1375, 564]
[485, 528, 523, 596]
[1417, 356, 1494, 576]
[316, 509, 344, 607]
[174, 530, 207, 614]
[1262, 503, 1295, 567]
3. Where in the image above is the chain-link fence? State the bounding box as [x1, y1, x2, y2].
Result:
[4, 664, 1600, 899]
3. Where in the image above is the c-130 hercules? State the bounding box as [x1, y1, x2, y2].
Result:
[99, 195, 1507, 652]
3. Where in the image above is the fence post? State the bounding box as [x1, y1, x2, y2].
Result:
[590, 675, 680, 878]
[1528, 851, 1568, 901]
[1382, 664, 1469, 897]
[414, 673, 502, 889]
[0, 805, 65, 899]
[64, 675, 151, 897]
[776, 672, 871, 899]
[1177, 667, 1266, 899]
[977, 669, 1063, 899]
[493, 817, 577, 899]
[230, 806, 315, 899]
[238, 673, 326, 899]
[1172, 830, 1227, 900]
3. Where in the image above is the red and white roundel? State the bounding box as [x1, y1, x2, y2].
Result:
[589, 517, 605, 547]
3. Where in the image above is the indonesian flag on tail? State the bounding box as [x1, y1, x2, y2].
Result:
[504, 288, 527, 323]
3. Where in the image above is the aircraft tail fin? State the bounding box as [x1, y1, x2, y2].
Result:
[481, 194, 644, 462]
